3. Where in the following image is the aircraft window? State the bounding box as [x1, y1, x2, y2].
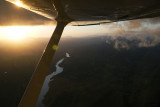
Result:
[36, 17, 160, 107]
[1, 1, 160, 106]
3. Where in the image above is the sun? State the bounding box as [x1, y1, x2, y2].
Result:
[14, 0, 23, 7]
[5, 0, 24, 7]
[1, 26, 30, 41]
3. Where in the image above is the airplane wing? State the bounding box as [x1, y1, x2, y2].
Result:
[6, 0, 160, 25]
[6, 0, 57, 20]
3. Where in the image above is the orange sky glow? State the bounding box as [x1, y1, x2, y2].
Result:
[0, 25, 115, 42]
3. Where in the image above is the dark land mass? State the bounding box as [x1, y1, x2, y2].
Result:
[43, 36, 160, 107]
[0, 38, 48, 107]
[0, 36, 160, 107]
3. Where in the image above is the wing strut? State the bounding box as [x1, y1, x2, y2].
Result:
[18, 21, 69, 107]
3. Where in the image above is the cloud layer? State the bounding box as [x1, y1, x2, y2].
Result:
[104, 17, 160, 49]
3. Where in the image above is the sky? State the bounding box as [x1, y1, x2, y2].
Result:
[0, 0, 160, 44]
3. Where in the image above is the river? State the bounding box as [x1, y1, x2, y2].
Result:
[36, 53, 70, 107]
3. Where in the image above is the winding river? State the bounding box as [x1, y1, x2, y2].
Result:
[36, 53, 70, 107]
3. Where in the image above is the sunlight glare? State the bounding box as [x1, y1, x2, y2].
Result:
[14, 0, 23, 7]
[0, 26, 32, 41]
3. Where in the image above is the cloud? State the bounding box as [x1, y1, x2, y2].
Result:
[104, 17, 160, 49]
[104, 17, 160, 32]
[123, 20, 142, 30]
[0, 0, 55, 26]
[105, 28, 160, 49]
[144, 17, 160, 24]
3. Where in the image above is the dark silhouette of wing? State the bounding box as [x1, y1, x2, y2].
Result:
[6, 0, 160, 25]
